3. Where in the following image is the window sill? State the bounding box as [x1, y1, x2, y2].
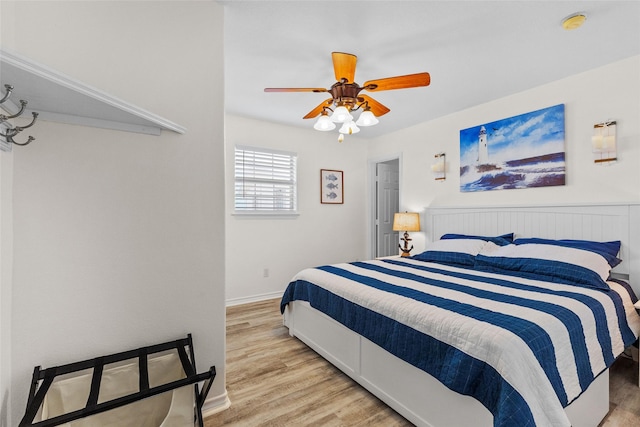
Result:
[232, 211, 300, 218]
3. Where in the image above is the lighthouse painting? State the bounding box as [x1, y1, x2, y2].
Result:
[460, 104, 565, 192]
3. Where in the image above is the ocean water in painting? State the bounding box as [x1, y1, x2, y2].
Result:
[460, 104, 565, 192]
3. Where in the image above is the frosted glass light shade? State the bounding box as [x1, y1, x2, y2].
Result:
[603, 135, 616, 151]
[331, 105, 353, 123]
[431, 152, 446, 181]
[591, 134, 604, 152]
[313, 114, 336, 131]
[339, 121, 360, 135]
[356, 110, 379, 126]
[431, 161, 445, 173]
[592, 121, 617, 164]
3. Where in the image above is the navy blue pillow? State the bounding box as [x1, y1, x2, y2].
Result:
[474, 255, 611, 291]
[513, 238, 621, 268]
[412, 251, 477, 267]
[412, 238, 488, 267]
[474, 243, 613, 291]
[441, 233, 514, 247]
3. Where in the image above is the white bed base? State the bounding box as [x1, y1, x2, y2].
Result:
[283, 203, 640, 427]
[284, 300, 608, 427]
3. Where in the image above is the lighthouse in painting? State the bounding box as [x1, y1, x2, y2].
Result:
[477, 126, 489, 164]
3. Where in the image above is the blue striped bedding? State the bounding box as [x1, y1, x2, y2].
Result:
[280, 258, 640, 427]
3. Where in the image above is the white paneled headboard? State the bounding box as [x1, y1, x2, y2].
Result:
[426, 204, 640, 295]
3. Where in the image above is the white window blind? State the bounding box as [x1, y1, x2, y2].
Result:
[234, 146, 297, 213]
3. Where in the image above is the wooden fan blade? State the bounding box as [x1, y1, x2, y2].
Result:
[303, 98, 334, 119]
[264, 88, 328, 93]
[332, 52, 357, 83]
[363, 72, 430, 92]
[359, 95, 390, 117]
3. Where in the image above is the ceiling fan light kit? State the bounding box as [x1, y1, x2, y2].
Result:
[355, 109, 379, 127]
[339, 121, 360, 135]
[331, 104, 353, 123]
[265, 52, 430, 142]
[313, 111, 336, 131]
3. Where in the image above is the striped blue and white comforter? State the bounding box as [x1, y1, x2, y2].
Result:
[280, 258, 640, 427]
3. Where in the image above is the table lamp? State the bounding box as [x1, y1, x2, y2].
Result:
[392, 212, 421, 257]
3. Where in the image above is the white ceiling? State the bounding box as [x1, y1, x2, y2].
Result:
[223, 1, 640, 139]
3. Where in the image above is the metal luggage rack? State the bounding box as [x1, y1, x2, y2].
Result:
[19, 334, 216, 427]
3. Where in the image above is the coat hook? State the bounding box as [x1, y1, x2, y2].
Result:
[9, 135, 35, 146]
[0, 84, 13, 104]
[0, 85, 39, 149]
[0, 100, 28, 121]
[15, 112, 39, 131]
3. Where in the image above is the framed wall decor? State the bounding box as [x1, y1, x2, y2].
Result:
[320, 169, 343, 204]
[459, 104, 565, 192]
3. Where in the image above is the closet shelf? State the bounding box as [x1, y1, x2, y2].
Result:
[0, 49, 186, 136]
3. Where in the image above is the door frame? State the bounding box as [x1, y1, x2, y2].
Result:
[368, 154, 402, 259]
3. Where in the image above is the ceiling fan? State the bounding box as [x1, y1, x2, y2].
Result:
[264, 52, 430, 141]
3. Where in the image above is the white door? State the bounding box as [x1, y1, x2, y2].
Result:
[376, 160, 399, 257]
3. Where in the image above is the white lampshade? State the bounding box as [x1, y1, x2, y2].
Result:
[603, 135, 616, 151]
[331, 105, 353, 123]
[592, 134, 604, 152]
[313, 114, 336, 131]
[339, 120, 360, 135]
[592, 121, 617, 164]
[431, 161, 445, 173]
[355, 110, 379, 127]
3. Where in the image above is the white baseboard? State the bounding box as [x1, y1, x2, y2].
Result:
[226, 291, 283, 307]
[202, 390, 231, 418]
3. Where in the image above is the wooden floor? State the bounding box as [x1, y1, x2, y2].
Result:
[205, 298, 640, 426]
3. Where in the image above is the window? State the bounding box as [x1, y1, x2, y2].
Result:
[234, 146, 297, 213]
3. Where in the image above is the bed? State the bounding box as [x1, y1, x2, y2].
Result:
[280, 204, 640, 427]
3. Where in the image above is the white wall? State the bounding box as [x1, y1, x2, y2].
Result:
[1, 2, 227, 425]
[225, 115, 368, 304]
[224, 58, 640, 305]
[0, 145, 13, 427]
[368, 56, 640, 252]
[0, 3, 16, 423]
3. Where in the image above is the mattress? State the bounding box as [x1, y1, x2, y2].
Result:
[280, 257, 640, 427]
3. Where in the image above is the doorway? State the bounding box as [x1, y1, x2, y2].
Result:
[372, 158, 400, 258]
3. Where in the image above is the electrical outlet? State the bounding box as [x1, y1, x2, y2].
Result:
[263, 268, 269, 278]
